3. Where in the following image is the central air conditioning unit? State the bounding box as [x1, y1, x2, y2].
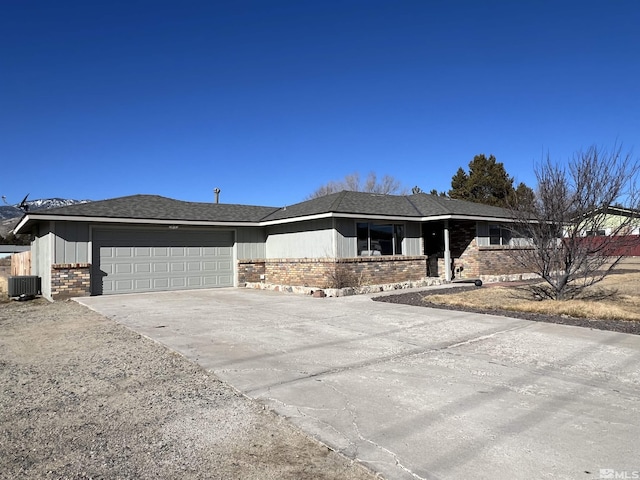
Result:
[8, 276, 41, 297]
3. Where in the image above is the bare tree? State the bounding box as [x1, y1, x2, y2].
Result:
[509, 145, 640, 300]
[307, 172, 406, 199]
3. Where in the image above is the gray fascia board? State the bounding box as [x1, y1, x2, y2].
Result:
[260, 212, 520, 226]
[15, 214, 263, 229]
[443, 214, 520, 223]
[259, 212, 420, 226]
[15, 211, 523, 234]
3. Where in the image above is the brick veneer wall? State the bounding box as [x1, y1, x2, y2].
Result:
[51, 263, 91, 299]
[432, 221, 481, 279]
[239, 257, 428, 288]
[445, 224, 537, 280]
[477, 247, 535, 276]
[449, 221, 477, 257]
[237, 260, 266, 284]
[454, 237, 480, 278]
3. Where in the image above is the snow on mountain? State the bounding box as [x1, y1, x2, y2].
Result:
[25, 198, 91, 211]
[0, 198, 91, 220]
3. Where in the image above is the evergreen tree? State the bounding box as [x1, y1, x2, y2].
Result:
[449, 167, 470, 200]
[448, 154, 533, 208]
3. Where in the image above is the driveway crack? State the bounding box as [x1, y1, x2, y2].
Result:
[324, 381, 440, 480]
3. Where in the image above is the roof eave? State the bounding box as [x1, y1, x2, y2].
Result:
[16, 210, 522, 233]
[12, 215, 32, 234]
[15, 214, 264, 229]
[261, 212, 519, 225]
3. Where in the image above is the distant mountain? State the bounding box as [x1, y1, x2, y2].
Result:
[0, 199, 92, 241]
[0, 198, 92, 221]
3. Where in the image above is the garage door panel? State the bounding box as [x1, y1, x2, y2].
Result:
[135, 263, 151, 273]
[202, 262, 217, 271]
[115, 279, 133, 291]
[93, 229, 234, 295]
[152, 278, 169, 289]
[218, 260, 233, 270]
[115, 264, 132, 274]
[187, 262, 202, 271]
[204, 275, 231, 286]
[171, 262, 185, 272]
[101, 264, 114, 275]
[170, 277, 187, 287]
[154, 263, 169, 273]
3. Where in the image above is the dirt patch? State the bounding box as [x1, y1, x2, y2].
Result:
[375, 284, 640, 335]
[0, 299, 376, 480]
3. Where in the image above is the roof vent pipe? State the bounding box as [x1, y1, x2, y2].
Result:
[214, 188, 221, 204]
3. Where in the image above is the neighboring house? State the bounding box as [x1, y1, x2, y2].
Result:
[0, 245, 30, 258]
[14, 191, 535, 300]
[578, 206, 640, 237]
[574, 206, 640, 256]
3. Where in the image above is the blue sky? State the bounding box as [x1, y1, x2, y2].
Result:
[2, 0, 639, 207]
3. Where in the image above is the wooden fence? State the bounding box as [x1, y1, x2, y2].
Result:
[11, 251, 31, 276]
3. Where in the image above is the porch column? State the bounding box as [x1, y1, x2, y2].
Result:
[443, 220, 452, 281]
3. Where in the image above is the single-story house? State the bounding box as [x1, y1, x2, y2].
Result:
[14, 190, 535, 300]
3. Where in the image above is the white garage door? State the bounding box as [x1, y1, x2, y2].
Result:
[92, 229, 234, 295]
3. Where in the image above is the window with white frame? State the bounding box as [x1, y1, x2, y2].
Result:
[357, 222, 404, 255]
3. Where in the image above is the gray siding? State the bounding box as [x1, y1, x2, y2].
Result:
[54, 221, 90, 264]
[33, 223, 53, 299]
[403, 222, 423, 255]
[335, 218, 356, 258]
[266, 219, 334, 258]
[236, 227, 266, 259]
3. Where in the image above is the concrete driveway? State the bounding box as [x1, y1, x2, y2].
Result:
[77, 288, 640, 480]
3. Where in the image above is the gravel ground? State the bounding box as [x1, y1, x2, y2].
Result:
[374, 285, 640, 335]
[0, 298, 376, 480]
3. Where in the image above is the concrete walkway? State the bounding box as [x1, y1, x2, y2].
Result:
[77, 288, 640, 480]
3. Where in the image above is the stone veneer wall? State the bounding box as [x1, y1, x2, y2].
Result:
[238, 257, 428, 288]
[51, 263, 91, 299]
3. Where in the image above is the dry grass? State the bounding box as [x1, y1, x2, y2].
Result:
[425, 271, 640, 322]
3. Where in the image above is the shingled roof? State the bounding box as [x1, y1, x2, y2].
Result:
[260, 191, 515, 221]
[24, 195, 280, 223]
[17, 191, 517, 231]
